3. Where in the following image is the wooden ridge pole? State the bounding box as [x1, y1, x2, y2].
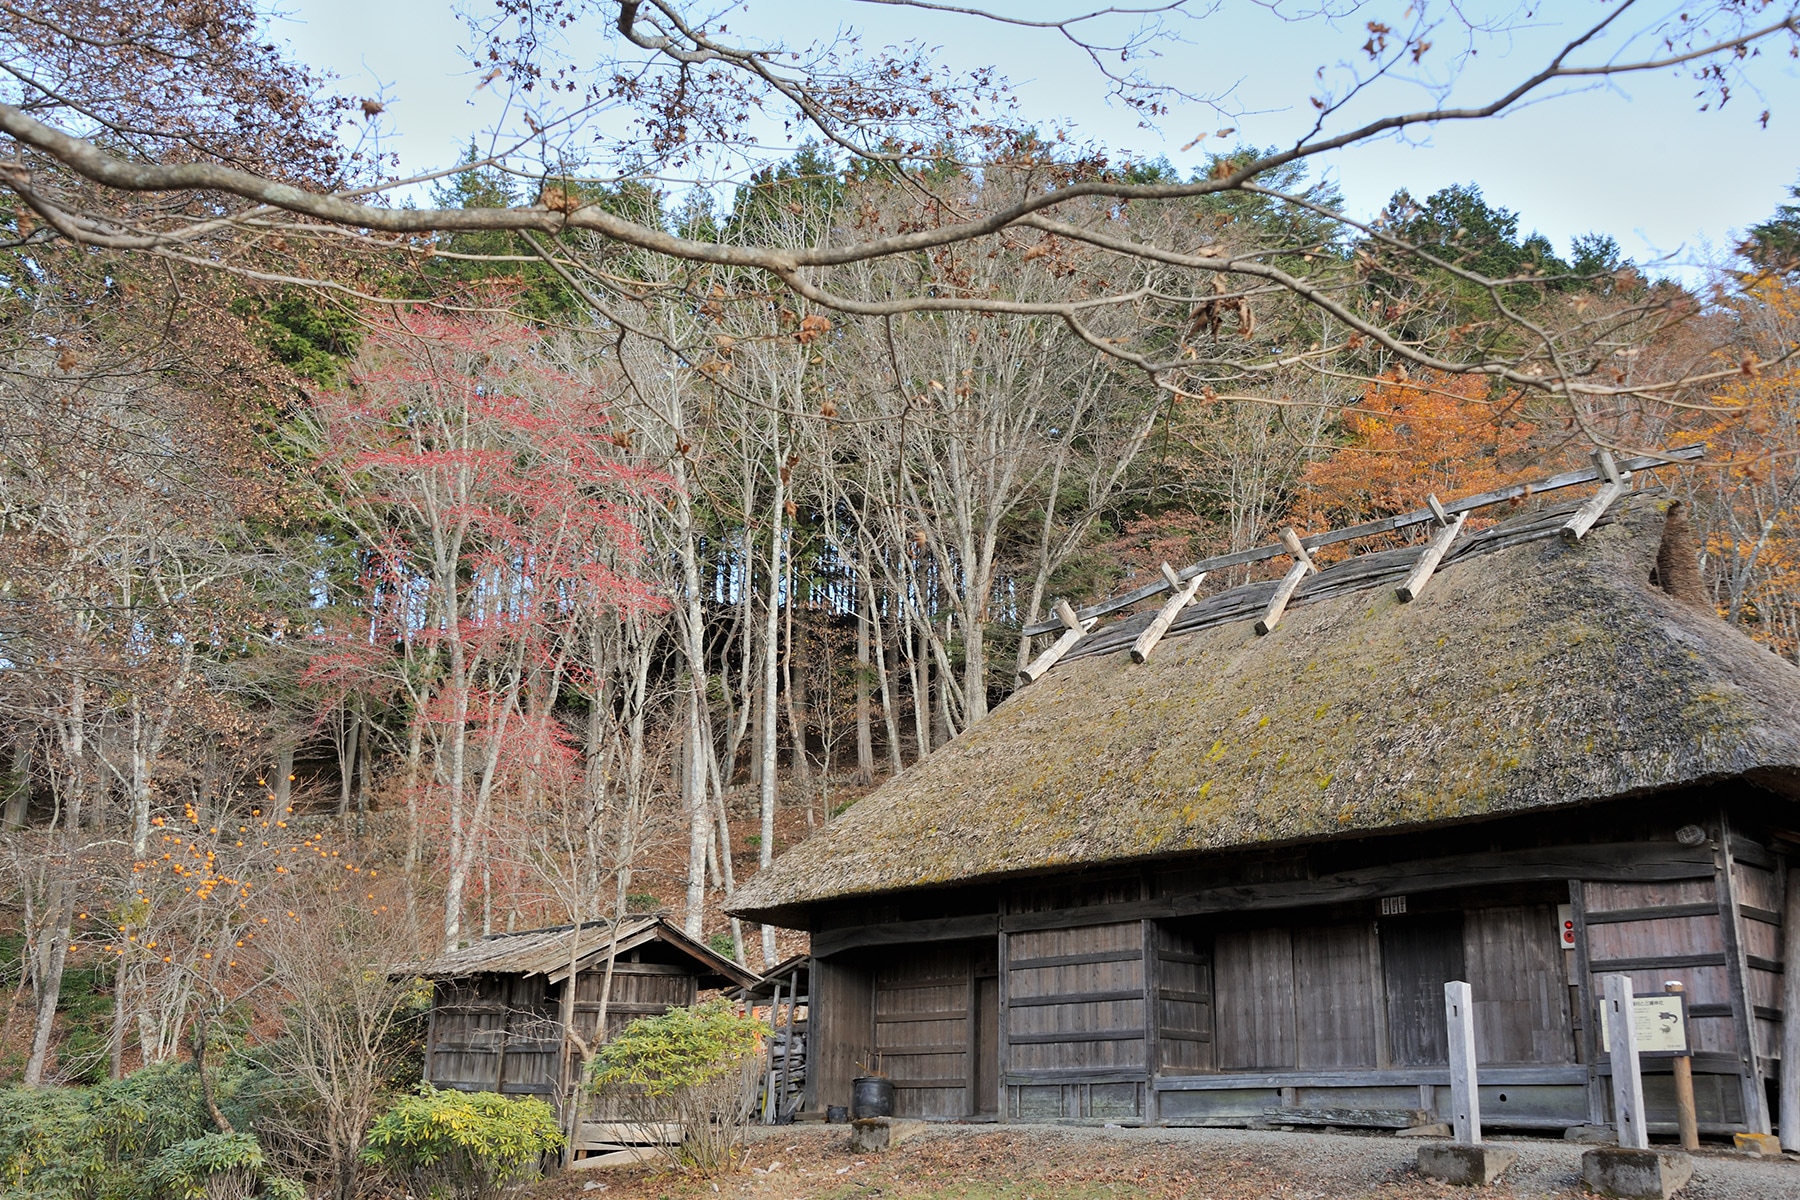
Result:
[1254, 529, 1316, 637]
[1132, 565, 1206, 663]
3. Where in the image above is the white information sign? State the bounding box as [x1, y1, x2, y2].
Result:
[1598, 993, 1689, 1056]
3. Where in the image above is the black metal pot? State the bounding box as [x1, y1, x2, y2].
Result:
[851, 1075, 895, 1119]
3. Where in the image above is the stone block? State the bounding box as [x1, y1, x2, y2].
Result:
[1394, 1123, 1452, 1139]
[1564, 1124, 1618, 1144]
[1416, 1143, 1518, 1185]
[1579, 1147, 1694, 1199]
[848, 1118, 926, 1153]
[1733, 1132, 1780, 1156]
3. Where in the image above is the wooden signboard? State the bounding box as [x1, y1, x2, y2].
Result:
[1598, 992, 1689, 1058]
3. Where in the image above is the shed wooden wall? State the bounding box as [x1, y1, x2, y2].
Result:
[426, 975, 560, 1097]
[426, 962, 701, 1106]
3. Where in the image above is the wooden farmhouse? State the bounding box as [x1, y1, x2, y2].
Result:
[730, 473, 1800, 1138]
[413, 916, 757, 1145]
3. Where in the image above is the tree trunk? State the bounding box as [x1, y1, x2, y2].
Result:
[758, 472, 784, 969]
[4, 735, 28, 829]
[683, 689, 709, 938]
[275, 743, 294, 813]
[854, 589, 874, 785]
[24, 879, 75, 1086]
[781, 542, 811, 787]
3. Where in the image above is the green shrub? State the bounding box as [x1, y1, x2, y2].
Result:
[0, 1084, 102, 1199]
[0, 1062, 276, 1200]
[588, 998, 765, 1174]
[144, 1132, 296, 1200]
[362, 1084, 563, 1200]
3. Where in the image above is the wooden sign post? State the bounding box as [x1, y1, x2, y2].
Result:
[1664, 982, 1699, 1151]
[1445, 981, 1481, 1144]
[1603, 974, 1649, 1150]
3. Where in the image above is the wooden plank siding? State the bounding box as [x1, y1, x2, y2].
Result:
[875, 943, 976, 1118]
[799, 799, 1790, 1133]
[1004, 921, 1147, 1120]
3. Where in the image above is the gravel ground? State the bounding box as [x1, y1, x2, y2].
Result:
[532, 1122, 1800, 1200]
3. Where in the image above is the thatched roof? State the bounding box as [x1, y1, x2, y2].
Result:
[410, 916, 758, 989]
[731, 495, 1800, 926]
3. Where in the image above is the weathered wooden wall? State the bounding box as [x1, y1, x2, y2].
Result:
[797, 793, 1792, 1134]
[807, 954, 874, 1114]
[426, 974, 560, 1097]
[426, 959, 702, 1108]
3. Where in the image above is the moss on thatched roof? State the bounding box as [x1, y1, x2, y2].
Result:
[731, 496, 1800, 926]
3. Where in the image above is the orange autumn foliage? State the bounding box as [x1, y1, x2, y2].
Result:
[1296, 372, 1537, 531]
[1685, 278, 1800, 656]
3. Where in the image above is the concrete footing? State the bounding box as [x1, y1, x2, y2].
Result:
[848, 1118, 926, 1153]
[1416, 1143, 1518, 1185]
[1579, 1147, 1694, 1199]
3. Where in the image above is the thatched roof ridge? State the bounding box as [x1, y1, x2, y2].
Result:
[730, 496, 1800, 925]
[410, 916, 758, 989]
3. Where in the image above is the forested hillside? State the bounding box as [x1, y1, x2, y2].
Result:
[1, 0, 1797, 1140]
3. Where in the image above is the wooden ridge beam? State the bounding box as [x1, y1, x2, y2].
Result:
[1021, 443, 1702, 636]
[1396, 498, 1466, 603]
[1254, 528, 1316, 636]
[1132, 564, 1206, 663]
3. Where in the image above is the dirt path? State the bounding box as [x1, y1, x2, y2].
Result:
[530, 1124, 1800, 1200]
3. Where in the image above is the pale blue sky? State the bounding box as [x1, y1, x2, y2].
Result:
[276, 1, 1800, 274]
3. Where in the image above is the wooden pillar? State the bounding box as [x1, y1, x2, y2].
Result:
[996, 929, 1011, 1123]
[763, 977, 783, 1124]
[1716, 811, 1773, 1133]
[1569, 878, 1605, 1125]
[1142, 919, 1160, 1125]
[1605, 974, 1649, 1150]
[1445, 981, 1480, 1144]
[1782, 862, 1800, 1151]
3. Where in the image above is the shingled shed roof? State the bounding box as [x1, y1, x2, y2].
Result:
[731, 495, 1800, 925]
[410, 916, 758, 989]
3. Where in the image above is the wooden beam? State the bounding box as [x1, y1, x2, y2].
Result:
[1254, 529, 1317, 636]
[1018, 615, 1097, 684]
[1780, 860, 1799, 1152]
[1020, 444, 1704, 636]
[1396, 511, 1467, 603]
[1132, 569, 1206, 663]
[1561, 452, 1633, 544]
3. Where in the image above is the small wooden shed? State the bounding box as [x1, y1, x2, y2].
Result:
[413, 916, 757, 1135]
[731, 485, 1800, 1138]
